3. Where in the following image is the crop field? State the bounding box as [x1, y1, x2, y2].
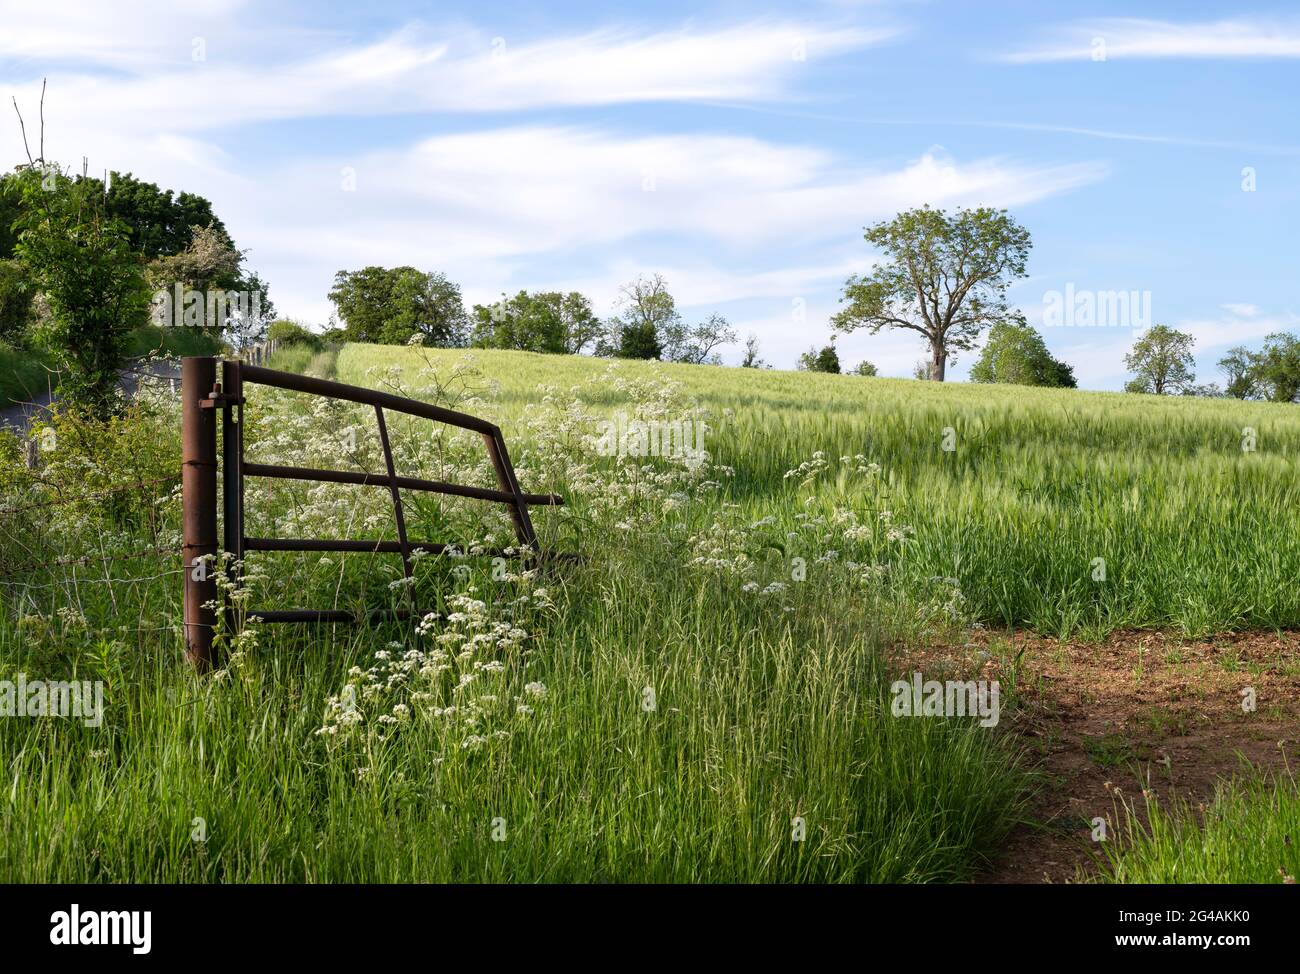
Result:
[1, 344, 1297, 883]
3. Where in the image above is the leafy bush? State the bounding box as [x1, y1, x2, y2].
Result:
[13, 164, 153, 410]
[0, 258, 34, 345]
[267, 319, 324, 351]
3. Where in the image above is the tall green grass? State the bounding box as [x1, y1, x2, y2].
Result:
[0, 553, 1023, 882]
[0, 350, 1026, 882]
[1101, 772, 1300, 883]
[339, 345, 1300, 638]
[6, 343, 1296, 882]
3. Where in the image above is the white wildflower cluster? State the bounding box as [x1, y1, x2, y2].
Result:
[689, 509, 756, 579]
[688, 452, 916, 605]
[316, 579, 553, 755]
[783, 451, 830, 488]
[515, 364, 731, 539]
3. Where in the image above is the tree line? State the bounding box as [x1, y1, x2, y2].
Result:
[3, 146, 1292, 409]
[1, 161, 271, 409]
[323, 268, 738, 365]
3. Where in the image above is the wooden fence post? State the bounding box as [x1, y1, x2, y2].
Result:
[182, 356, 218, 671]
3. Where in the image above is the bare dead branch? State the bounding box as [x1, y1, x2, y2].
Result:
[12, 95, 33, 165]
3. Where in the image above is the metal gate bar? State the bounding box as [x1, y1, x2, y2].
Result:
[181, 356, 566, 671]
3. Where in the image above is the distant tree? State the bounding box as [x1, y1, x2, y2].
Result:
[146, 224, 274, 340]
[320, 319, 347, 345]
[267, 319, 323, 350]
[798, 344, 841, 373]
[390, 270, 468, 347]
[1218, 346, 1258, 400]
[328, 266, 468, 346]
[740, 333, 766, 368]
[1182, 382, 1224, 398]
[969, 322, 1076, 387]
[852, 360, 878, 377]
[1123, 324, 1196, 395]
[597, 275, 667, 359]
[612, 321, 662, 359]
[832, 206, 1031, 381]
[554, 292, 605, 354]
[148, 222, 242, 296]
[471, 290, 601, 354]
[598, 274, 734, 363]
[661, 312, 736, 365]
[13, 163, 152, 409]
[241, 270, 275, 322]
[1251, 332, 1300, 403]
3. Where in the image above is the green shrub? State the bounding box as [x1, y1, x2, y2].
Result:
[268, 319, 324, 350]
[0, 259, 34, 346]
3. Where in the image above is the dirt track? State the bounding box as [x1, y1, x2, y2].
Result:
[895, 629, 1300, 883]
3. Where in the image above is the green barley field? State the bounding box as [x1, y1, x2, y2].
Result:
[2, 343, 1297, 882]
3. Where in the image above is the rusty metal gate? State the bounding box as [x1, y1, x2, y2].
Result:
[181, 356, 563, 671]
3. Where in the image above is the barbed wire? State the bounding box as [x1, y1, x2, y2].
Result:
[0, 545, 180, 579]
[0, 568, 183, 590]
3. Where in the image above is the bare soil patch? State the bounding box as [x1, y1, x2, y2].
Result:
[892, 629, 1300, 883]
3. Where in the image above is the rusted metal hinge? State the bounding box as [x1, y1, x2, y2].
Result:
[199, 386, 244, 410]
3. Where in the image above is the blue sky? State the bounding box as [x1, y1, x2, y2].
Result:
[2, 0, 1298, 387]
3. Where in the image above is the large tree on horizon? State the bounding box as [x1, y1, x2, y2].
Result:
[832, 206, 1031, 381]
[1124, 324, 1196, 395]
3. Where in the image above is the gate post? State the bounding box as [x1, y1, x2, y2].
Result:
[182, 356, 219, 671]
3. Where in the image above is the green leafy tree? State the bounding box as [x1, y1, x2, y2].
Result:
[1123, 324, 1196, 395]
[328, 266, 468, 346]
[798, 344, 841, 373]
[599, 275, 675, 359]
[0, 173, 23, 259]
[471, 290, 601, 354]
[102, 171, 230, 259]
[3, 169, 230, 261]
[969, 322, 1076, 387]
[611, 321, 662, 359]
[1251, 332, 1300, 403]
[852, 360, 878, 377]
[13, 164, 152, 409]
[267, 319, 323, 350]
[0, 258, 33, 345]
[832, 206, 1031, 381]
[1218, 346, 1257, 400]
[148, 222, 242, 295]
[661, 312, 736, 365]
[146, 224, 274, 342]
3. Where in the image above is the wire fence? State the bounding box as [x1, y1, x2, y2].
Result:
[0, 468, 185, 646]
[1, 349, 279, 645]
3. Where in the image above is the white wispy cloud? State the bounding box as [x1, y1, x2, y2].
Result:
[1, 18, 895, 138]
[202, 129, 1104, 324]
[0, 8, 1110, 369]
[0, 0, 277, 69]
[1003, 17, 1300, 63]
[1181, 306, 1300, 352]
